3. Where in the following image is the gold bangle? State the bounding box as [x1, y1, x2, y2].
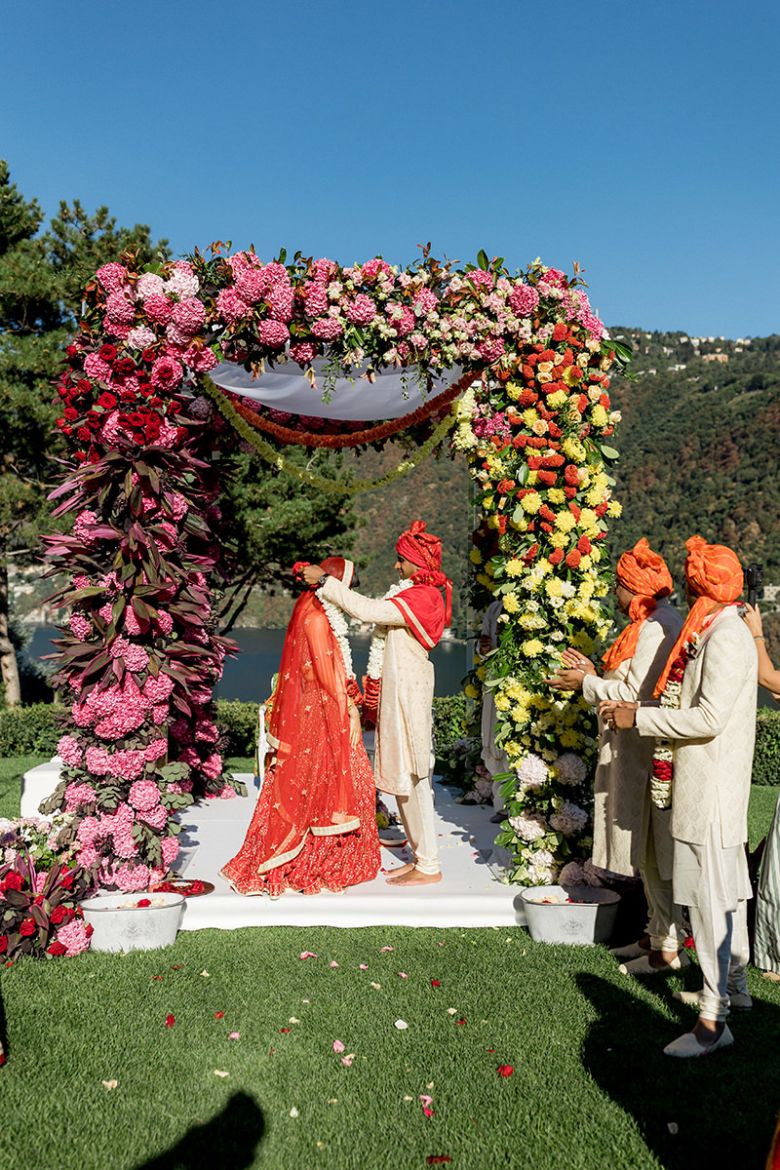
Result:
[753, 635, 765, 640]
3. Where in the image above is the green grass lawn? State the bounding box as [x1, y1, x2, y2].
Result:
[1, 757, 779, 1169]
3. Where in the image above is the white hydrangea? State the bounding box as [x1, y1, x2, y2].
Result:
[549, 801, 588, 837]
[554, 752, 587, 787]
[509, 813, 548, 843]
[515, 753, 549, 789]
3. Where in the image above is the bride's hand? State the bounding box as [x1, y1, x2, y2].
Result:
[349, 704, 362, 748]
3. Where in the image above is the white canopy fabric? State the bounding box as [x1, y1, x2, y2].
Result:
[207, 359, 464, 421]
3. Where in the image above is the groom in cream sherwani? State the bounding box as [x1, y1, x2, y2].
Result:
[604, 536, 757, 1058]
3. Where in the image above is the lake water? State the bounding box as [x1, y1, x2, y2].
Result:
[26, 626, 470, 702]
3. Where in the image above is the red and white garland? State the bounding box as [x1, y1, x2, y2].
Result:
[650, 650, 688, 809]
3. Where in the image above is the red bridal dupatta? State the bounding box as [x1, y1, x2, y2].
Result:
[221, 558, 380, 895]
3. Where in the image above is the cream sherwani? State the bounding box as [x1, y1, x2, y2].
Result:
[319, 575, 440, 875]
[480, 600, 509, 809]
[584, 600, 684, 950]
[635, 607, 757, 1020]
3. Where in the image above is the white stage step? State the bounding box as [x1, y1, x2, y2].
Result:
[177, 775, 523, 930]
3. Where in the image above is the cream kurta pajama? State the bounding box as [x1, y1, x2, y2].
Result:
[583, 600, 684, 950]
[635, 607, 757, 1021]
[319, 576, 440, 875]
[480, 600, 509, 809]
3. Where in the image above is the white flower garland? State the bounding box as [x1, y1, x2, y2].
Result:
[366, 579, 415, 681]
[319, 596, 356, 682]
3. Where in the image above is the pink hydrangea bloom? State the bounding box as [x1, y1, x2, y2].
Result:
[303, 281, 329, 317]
[94, 704, 146, 741]
[226, 251, 262, 277]
[235, 268, 273, 303]
[144, 738, 168, 763]
[216, 287, 250, 324]
[72, 574, 91, 590]
[178, 747, 200, 769]
[55, 918, 92, 956]
[136, 272, 166, 299]
[168, 492, 188, 521]
[101, 410, 127, 446]
[290, 341, 317, 366]
[201, 752, 223, 781]
[152, 704, 169, 726]
[344, 294, 377, 325]
[111, 636, 150, 673]
[128, 780, 161, 812]
[414, 288, 439, 315]
[361, 258, 393, 283]
[108, 750, 146, 781]
[96, 263, 129, 294]
[170, 297, 206, 335]
[409, 332, 428, 351]
[161, 836, 180, 866]
[165, 323, 192, 350]
[477, 336, 505, 364]
[105, 291, 136, 325]
[64, 782, 96, 811]
[387, 305, 415, 337]
[142, 671, 174, 704]
[104, 318, 131, 339]
[541, 267, 567, 289]
[509, 284, 540, 317]
[75, 842, 100, 870]
[257, 319, 289, 348]
[112, 862, 151, 892]
[143, 294, 174, 325]
[549, 801, 588, 836]
[85, 745, 113, 775]
[170, 718, 192, 743]
[138, 804, 168, 830]
[69, 613, 92, 640]
[98, 602, 113, 623]
[466, 269, 494, 292]
[57, 735, 84, 767]
[554, 753, 587, 786]
[83, 353, 113, 383]
[155, 420, 181, 449]
[164, 267, 200, 299]
[73, 510, 99, 544]
[126, 325, 157, 349]
[194, 721, 219, 744]
[151, 356, 183, 390]
[124, 608, 144, 636]
[219, 786, 237, 800]
[267, 284, 294, 322]
[183, 345, 218, 372]
[76, 815, 103, 845]
[155, 611, 174, 636]
[311, 317, 343, 340]
[311, 258, 337, 282]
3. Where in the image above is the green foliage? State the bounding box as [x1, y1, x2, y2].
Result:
[432, 693, 468, 753]
[215, 699, 260, 758]
[753, 709, 780, 786]
[0, 703, 62, 756]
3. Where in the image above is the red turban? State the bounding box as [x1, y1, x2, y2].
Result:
[602, 539, 673, 673]
[653, 535, 743, 697]
[394, 520, 452, 632]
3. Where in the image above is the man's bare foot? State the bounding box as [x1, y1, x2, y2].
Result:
[648, 949, 680, 970]
[385, 862, 415, 882]
[388, 868, 442, 887]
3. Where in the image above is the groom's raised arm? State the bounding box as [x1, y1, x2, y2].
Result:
[319, 575, 406, 627]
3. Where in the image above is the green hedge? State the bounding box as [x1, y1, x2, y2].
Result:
[753, 709, 780, 786]
[2, 696, 777, 787]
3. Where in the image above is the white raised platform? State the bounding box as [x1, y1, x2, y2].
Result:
[177, 774, 521, 929]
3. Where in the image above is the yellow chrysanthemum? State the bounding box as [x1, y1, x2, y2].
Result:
[562, 437, 586, 463]
[520, 491, 542, 514]
[545, 578, 563, 598]
[590, 404, 608, 427]
[555, 511, 576, 533]
[522, 408, 539, 427]
[494, 693, 511, 712]
[503, 593, 521, 614]
[505, 558, 525, 578]
[559, 728, 582, 748]
[607, 500, 623, 517]
[547, 488, 565, 504]
[464, 683, 479, 699]
[547, 389, 568, 409]
[521, 639, 544, 657]
[549, 531, 568, 549]
[469, 548, 483, 565]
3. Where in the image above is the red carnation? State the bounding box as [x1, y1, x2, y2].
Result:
[548, 548, 564, 566]
[548, 421, 562, 438]
[47, 940, 67, 957]
[0, 935, 7, 954]
[539, 522, 553, 534]
[552, 323, 568, 342]
[2, 872, 23, 892]
[523, 544, 539, 563]
[565, 550, 581, 569]
[568, 502, 582, 520]
[97, 392, 117, 409]
[19, 918, 37, 938]
[99, 344, 117, 361]
[537, 470, 556, 486]
[577, 535, 592, 555]
[564, 486, 578, 499]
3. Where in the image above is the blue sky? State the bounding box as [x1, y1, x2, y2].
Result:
[2, 0, 778, 337]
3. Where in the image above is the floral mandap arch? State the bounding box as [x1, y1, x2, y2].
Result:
[44, 248, 629, 892]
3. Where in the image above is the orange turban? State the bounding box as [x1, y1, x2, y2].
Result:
[653, 535, 743, 696]
[602, 539, 673, 673]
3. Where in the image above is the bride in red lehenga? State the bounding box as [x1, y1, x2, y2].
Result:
[220, 557, 381, 896]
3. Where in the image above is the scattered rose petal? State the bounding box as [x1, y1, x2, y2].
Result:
[397, 972, 409, 980]
[427, 1157, 452, 1165]
[497, 1064, 514, 1078]
[422, 1106, 435, 1119]
[200, 970, 210, 977]
[152, 976, 164, 982]
[214, 1069, 230, 1078]
[394, 1019, 409, 1030]
[302, 999, 310, 1004]
[171, 964, 183, 971]
[359, 964, 369, 971]
[341, 1054, 355, 1067]
[288, 1017, 300, 1024]
[299, 952, 318, 960]
[214, 1011, 225, 1020]
[332, 1040, 345, 1053]
[228, 1032, 240, 1040]
[486, 1049, 496, 1053]
[328, 1098, 338, 1105]
[329, 961, 339, 969]
[164, 1014, 175, 1029]
[446, 1008, 457, 1015]
[101, 1080, 119, 1091]
[456, 1018, 467, 1026]
[280, 1028, 291, 1034]
[426, 1081, 435, 1090]
[419, 1095, 433, 1107]
[403, 1095, 414, 1102]
[430, 979, 441, 988]
[380, 946, 394, 953]
[289, 1107, 299, 1119]
[370, 982, 381, 990]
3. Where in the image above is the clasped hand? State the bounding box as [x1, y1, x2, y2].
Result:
[546, 647, 597, 691]
[599, 700, 639, 730]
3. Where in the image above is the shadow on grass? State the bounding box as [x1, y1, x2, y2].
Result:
[134, 1091, 264, 1170]
[576, 972, 780, 1169]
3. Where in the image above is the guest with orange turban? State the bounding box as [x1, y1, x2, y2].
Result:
[602, 535, 757, 1058]
[548, 538, 684, 973]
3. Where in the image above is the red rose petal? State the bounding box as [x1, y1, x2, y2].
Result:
[214, 1011, 225, 1019]
[164, 1014, 175, 1029]
[430, 979, 441, 988]
[152, 975, 164, 982]
[280, 1027, 291, 1033]
[456, 1018, 467, 1026]
[497, 1064, 514, 1077]
[426, 1158, 452, 1165]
